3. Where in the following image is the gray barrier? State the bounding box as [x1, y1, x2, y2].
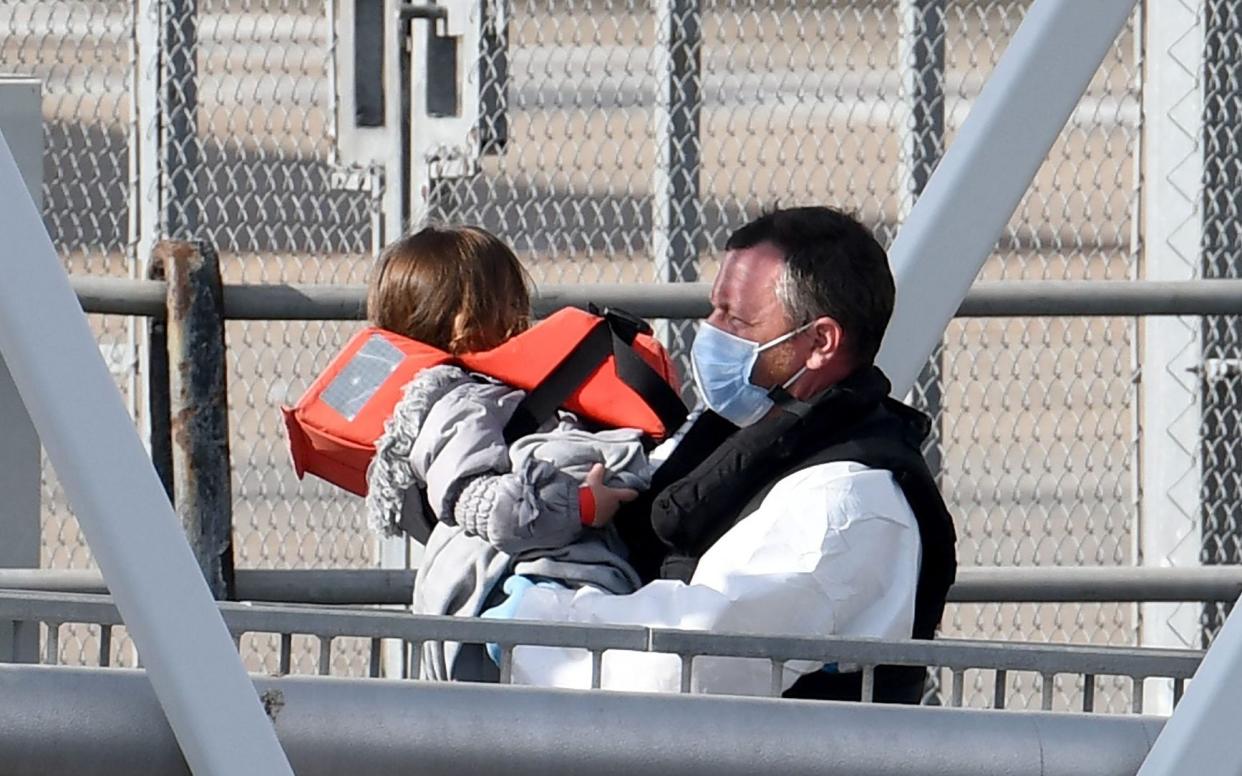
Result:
[0, 664, 1166, 776]
[0, 590, 1201, 712]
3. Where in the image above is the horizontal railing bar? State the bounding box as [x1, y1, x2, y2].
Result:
[0, 665, 1166, 776]
[73, 277, 166, 317]
[230, 569, 416, 604]
[645, 630, 1202, 679]
[0, 591, 649, 653]
[949, 566, 1242, 603]
[0, 591, 127, 626]
[0, 591, 1202, 680]
[0, 568, 418, 605]
[957, 279, 1242, 317]
[71, 277, 1242, 321]
[6, 566, 1240, 606]
[220, 603, 649, 652]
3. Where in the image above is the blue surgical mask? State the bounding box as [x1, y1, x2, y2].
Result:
[690, 320, 812, 427]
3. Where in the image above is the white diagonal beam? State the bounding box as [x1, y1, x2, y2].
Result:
[0, 126, 292, 773]
[877, 0, 1139, 396]
[1139, 594, 1242, 775]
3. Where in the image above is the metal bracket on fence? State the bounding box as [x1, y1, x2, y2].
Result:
[398, 3, 448, 21]
[1200, 357, 1242, 383]
[156, 240, 235, 600]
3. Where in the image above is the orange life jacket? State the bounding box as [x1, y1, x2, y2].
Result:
[283, 306, 687, 496]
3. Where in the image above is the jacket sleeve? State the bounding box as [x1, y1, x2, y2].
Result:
[366, 365, 497, 537]
[451, 426, 653, 554]
[504, 462, 923, 696]
[407, 371, 588, 554]
[449, 459, 586, 554]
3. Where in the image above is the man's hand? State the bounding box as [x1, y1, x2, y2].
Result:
[582, 463, 639, 528]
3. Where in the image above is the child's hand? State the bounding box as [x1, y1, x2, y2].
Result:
[581, 463, 638, 528]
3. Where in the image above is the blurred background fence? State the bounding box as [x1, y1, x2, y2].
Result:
[1, 0, 1238, 713]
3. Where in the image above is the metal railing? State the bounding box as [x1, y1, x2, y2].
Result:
[4, 566, 1242, 607]
[0, 590, 1202, 713]
[55, 243, 1242, 610]
[11, 246, 1233, 702]
[0, 663, 1167, 776]
[70, 274, 1242, 321]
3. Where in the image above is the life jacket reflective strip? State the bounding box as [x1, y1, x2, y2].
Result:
[283, 306, 685, 496]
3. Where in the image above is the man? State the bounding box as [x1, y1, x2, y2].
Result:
[496, 206, 958, 700]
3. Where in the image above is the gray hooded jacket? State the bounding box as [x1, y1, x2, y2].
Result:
[366, 364, 651, 680]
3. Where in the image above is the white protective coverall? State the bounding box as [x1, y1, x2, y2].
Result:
[506, 458, 923, 696]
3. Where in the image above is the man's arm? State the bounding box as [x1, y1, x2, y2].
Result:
[506, 462, 922, 695]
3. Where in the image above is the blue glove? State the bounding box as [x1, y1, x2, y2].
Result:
[482, 575, 536, 621]
[481, 575, 567, 666]
[480, 575, 537, 666]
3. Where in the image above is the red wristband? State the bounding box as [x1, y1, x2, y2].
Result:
[578, 486, 597, 527]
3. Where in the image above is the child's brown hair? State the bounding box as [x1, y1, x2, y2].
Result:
[367, 225, 531, 354]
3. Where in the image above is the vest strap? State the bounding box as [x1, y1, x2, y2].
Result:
[608, 325, 689, 435]
[502, 310, 688, 445]
[503, 319, 614, 444]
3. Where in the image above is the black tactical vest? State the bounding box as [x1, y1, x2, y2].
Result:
[615, 366, 957, 703]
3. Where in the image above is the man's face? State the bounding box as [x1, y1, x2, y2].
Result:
[706, 242, 810, 390]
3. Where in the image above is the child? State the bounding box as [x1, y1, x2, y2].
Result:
[363, 225, 659, 681]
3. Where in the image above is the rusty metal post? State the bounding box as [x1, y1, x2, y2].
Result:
[157, 240, 234, 600]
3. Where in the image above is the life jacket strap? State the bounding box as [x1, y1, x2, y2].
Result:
[502, 309, 689, 445]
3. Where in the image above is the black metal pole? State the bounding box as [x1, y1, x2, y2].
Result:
[905, 0, 948, 482]
[146, 258, 174, 505]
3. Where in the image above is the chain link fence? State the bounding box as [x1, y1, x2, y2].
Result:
[427, 0, 1144, 711]
[4, 0, 379, 669]
[935, 1, 1140, 714]
[1200, 0, 1242, 644]
[3, 0, 1236, 712]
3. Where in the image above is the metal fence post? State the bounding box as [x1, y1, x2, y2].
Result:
[900, 0, 947, 482]
[479, 0, 509, 155]
[147, 260, 175, 504]
[0, 76, 44, 664]
[0, 356, 40, 664]
[1139, 0, 1204, 714]
[158, 240, 235, 600]
[1199, 0, 1242, 641]
[134, 0, 163, 501]
[652, 0, 702, 362]
[164, 0, 200, 239]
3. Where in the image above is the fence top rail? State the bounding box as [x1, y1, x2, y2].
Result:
[6, 566, 1241, 606]
[0, 590, 1203, 679]
[70, 276, 1242, 321]
[949, 565, 1242, 603]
